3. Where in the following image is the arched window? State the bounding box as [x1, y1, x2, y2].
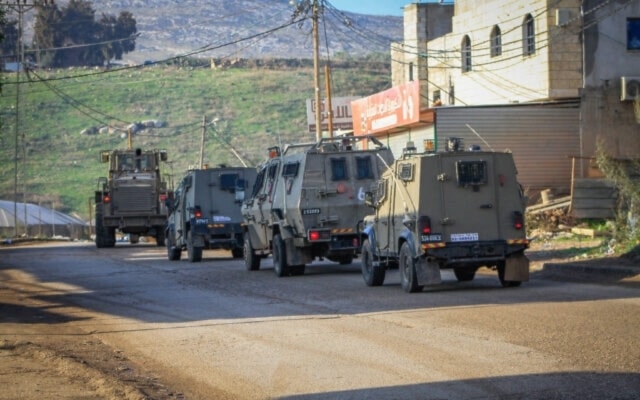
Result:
[461, 35, 472, 72]
[490, 25, 502, 57]
[523, 14, 535, 56]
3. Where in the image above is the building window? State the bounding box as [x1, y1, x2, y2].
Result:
[461, 35, 472, 72]
[433, 90, 441, 106]
[409, 62, 414, 81]
[523, 14, 535, 56]
[490, 25, 502, 57]
[628, 18, 640, 50]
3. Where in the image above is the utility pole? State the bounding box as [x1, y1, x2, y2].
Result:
[291, 0, 323, 141]
[312, 0, 322, 142]
[2, 0, 55, 236]
[199, 115, 206, 169]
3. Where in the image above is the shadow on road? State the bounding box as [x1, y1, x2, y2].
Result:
[278, 371, 640, 400]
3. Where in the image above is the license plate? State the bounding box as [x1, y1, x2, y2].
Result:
[451, 232, 479, 242]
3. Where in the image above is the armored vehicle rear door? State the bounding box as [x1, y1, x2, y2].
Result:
[321, 152, 379, 228]
[436, 152, 501, 242]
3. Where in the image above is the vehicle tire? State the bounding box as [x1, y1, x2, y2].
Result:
[155, 228, 165, 247]
[399, 242, 423, 293]
[272, 234, 290, 277]
[361, 239, 385, 286]
[454, 268, 476, 282]
[106, 227, 116, 247]
[244, 234, 261, 271]
[166, 230, 182, 261]
[95, 206, 106, 248]
[187, 231, 203, 263]
[497, 261, 522, 288]
[129, 234, 140, 244]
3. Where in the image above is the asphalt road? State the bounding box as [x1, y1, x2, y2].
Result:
[1, 241, 639, 399]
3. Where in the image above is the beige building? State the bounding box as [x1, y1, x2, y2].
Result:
[381, 0, 640, 194]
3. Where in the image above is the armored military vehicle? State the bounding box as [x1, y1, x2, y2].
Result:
[166, 166, 257, 262]
[242, 135, 394, 276]
[94, 147, 170, 248]
[361, 138, 530, 292]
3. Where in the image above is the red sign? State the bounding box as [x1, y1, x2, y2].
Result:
[351, 81, 420, 135]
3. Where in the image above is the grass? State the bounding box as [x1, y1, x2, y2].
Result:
[0, 62, 391, 222]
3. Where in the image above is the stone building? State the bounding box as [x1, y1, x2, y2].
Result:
[358, 0, 640, 195]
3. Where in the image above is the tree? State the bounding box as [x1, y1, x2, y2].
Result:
[1, 18, 18, 62]
[99, 11, 136, 64]
[33, 0, 137, 68]
[33, 4, 63, 67]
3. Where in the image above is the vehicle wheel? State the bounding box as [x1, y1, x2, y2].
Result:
[272, 234, 290, 277]
[105, 227, 116, 247]
[454, 268, 476, 282]
[166, 230, 181, 261]
[155, 228, 165, 247]
[497, 261, 522, 288]
[361, 239, 385, 286]
[95, 206, 106, 248]
[187, 231, 203, 263]
[244, 234, 261, 271]
[399, 242, 423, 293]
[129, 234, 140, 244]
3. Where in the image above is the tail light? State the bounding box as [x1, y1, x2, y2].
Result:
[512, 211, 524, 230]
[307, 229, 330, 242]
[103, 194, 111, 203]
[418, 215, 432, 235]
[194, 207, 202, 218]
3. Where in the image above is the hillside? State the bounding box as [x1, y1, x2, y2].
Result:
[22, 0, 403, 65]
[0, 61, 392, 222]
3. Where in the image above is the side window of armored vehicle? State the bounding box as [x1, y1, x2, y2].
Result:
[250, 167, 267, 199]
[399, 163, 414, 182]
[330, 157, 348, 181]
[266, 163, 279, 196]
[355, 156, 373, 180]
[220, 173, 240, 192]
[375, 179, 387, 205]
[282, 162, 299, 178]
[282, 162, 300, 194]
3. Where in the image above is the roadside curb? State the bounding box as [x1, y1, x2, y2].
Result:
[542, 261, 640, 277]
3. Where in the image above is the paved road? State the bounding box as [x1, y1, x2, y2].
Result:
[1, 242, 639, 399]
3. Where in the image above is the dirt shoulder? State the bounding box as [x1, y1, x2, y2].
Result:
[0, 263, 185, 400]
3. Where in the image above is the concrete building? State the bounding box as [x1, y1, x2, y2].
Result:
[358, 0, 640, 196]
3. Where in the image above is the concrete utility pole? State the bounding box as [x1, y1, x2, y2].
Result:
[312, 0, 322, 142]
[2, 0, 55, 236]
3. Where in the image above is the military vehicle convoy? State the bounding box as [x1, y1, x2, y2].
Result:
[94, 147, 170, 248]
[166, 166, 257, 262]
[241, 135, 394, 276]
[361, 138, 530, 292]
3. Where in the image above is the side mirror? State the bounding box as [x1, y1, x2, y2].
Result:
[364, 191, 376, 208]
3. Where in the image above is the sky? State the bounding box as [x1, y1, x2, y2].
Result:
[328, 0, 441, 17]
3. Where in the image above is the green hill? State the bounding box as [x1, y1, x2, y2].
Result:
[0, 61, 391, 221]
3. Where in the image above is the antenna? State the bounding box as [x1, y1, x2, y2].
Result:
[465, 124, 495, 152]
